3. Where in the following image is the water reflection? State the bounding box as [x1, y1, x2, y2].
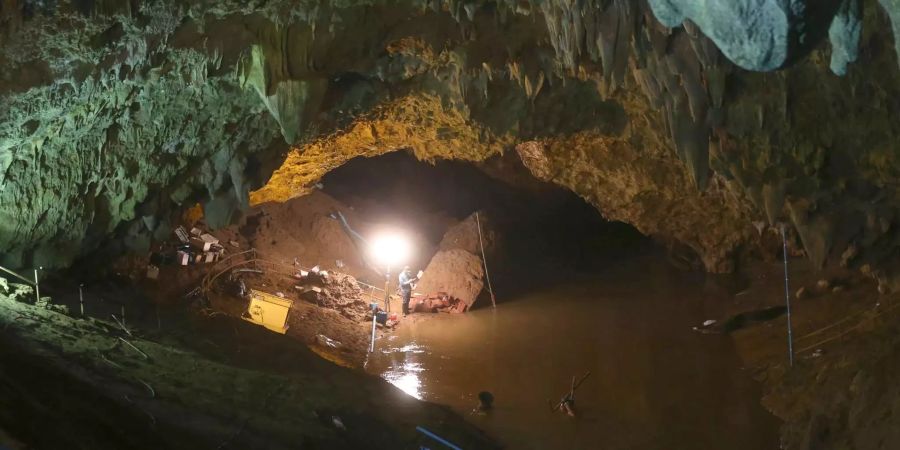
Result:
[379, 342, 426, 399]
[366, 258, 779, 449]
[382, 361, 424, 399]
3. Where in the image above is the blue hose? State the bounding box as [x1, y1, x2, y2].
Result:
[416, 426, 463, 450]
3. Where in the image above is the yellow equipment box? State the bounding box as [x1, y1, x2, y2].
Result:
[243, 289, 293, 334]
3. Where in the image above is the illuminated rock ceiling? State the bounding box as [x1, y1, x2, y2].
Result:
[2, 0, 900, 289]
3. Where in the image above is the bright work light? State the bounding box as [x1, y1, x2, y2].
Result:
[369, 230, 412, 268]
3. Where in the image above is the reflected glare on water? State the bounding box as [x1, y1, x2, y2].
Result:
[379, 342, 426, 399]
[382, 361, 424, 399]
[366, 258, 780, 450]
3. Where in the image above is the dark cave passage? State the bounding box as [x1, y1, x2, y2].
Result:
[321, 150, 654, 301]
[313, 151, 782, 448]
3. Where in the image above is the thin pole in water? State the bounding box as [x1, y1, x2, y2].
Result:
[475, 212, 497, 308]
[781, 224, 794, 367]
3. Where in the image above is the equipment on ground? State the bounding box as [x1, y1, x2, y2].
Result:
[243, 289, 292, 334]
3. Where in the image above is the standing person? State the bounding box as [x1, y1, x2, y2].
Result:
[398, 265, 419, 316]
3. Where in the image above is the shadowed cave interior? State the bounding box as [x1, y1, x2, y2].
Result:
[5, 1, 900, 449]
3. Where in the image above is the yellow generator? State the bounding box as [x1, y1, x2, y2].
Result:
[243, 289, 292, 334]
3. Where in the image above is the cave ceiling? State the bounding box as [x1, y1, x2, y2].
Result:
[2, 0, 900, 290]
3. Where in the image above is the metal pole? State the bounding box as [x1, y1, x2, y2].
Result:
[33, 268, 40, 304]
[383, 265, 391, 313]
[79, 284, 84, 316]
[781, 224, 794, 367]
[369, 303, 378, 353]
[475, 212, 497, 308]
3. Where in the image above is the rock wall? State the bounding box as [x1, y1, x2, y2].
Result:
[2, 0, 900, 289]
[0, 1, 284, 268]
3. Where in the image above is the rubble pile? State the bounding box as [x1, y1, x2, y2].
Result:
[293, 268, 370, 321]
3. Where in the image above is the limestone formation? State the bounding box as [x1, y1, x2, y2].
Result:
[1, 0, 900, 286]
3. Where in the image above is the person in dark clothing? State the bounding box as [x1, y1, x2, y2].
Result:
[398, 265, 419, 316]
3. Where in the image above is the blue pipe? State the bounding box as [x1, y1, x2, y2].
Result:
[332, 211, 368, 245]
[416, 426, 463, 450]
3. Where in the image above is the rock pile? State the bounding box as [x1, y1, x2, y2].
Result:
[294, 270, 369, 322]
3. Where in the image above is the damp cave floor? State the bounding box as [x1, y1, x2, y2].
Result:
[0, 286, 498, 450]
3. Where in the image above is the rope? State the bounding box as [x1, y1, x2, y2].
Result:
[795, 300, 900, 355]
[474, 212, 497, 308]
[795, 306, 871, 342]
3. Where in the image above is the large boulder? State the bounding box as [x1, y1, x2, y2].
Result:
[439, 211, 497, 257]
[415, 249, 484, 309]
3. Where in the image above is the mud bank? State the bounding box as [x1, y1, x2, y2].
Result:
[705, 258, 900, 450]
[0, 285, 498, 449]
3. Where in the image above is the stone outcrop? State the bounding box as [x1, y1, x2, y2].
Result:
[415, 248, 485, 309]
[408, 211, 495, 308]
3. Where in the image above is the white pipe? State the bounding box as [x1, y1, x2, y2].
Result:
[33, 269, 40, 304]
[369, 305, 378, 353]
[0, 265, 36, 285]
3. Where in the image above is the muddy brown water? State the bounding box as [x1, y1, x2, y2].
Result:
[366, 256, 780, 449]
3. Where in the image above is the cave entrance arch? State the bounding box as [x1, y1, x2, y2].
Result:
[254, 149, 653, 308]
